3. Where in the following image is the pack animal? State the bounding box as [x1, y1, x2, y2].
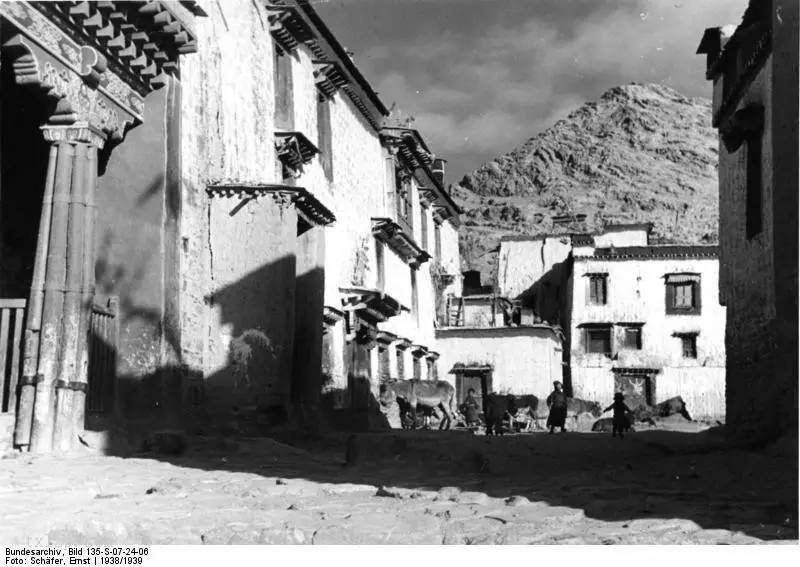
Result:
[484, 394, 540, 435]
[379, 380, 457, 430]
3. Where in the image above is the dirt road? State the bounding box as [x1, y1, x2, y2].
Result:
[0, 428, 796, 545]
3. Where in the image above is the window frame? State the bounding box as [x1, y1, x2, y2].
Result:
[745, 129, 763, 239]
[584, 324, 612, 356]
[677, 333, 698, 359]
[587, 273, 608, 306]
[665, 274, 702, 315]
[620, 324, 643, 350]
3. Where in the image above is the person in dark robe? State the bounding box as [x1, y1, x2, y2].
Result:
[546, 381, 568, 434]
[603, 392, 632, 439]
[461, 388, 480, 427]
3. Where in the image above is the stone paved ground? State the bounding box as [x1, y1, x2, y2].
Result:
[0, 427, 796, 545]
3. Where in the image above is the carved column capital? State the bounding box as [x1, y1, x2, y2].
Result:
[41, 123, 107, 149]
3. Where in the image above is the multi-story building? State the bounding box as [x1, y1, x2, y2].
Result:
[697, 0, 798, 438]
[0, 0, 461, 452]
[493, 224, 726, 420]
[568, 230, 726, 420]
[436, 272, 564, 410]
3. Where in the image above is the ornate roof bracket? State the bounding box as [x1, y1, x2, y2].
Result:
[313, 59, 349, 99]
[275, 131, 319, 177]
[207, 183, 334, 226]
[372, 217, 430, 267]
[0, 1, 201, 146]
[34, 1, 200, 92]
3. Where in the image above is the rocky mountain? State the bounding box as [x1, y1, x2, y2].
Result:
[453, 83, 719, 284]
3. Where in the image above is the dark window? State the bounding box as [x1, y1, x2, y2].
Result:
[316, 95, 333, 181]
[666, 274, 701, 315]
[679, 334, 698, 359]
[378, 346, 391, 383]
[420, 204, 429, 251]
[396, 349, 405, 379]
[588, 274, 608, 305]
[621, 325, 643, 350]
[375, 239, 385, 291]
[413, 356, 422, 381]
[395, 168, 413, 233]
[746, 131, 763, 239]
[434, 221, 442, 260]
[585, 326, 612, 355]
[411, 267, 419, 324]
[274, 47, 294, 130]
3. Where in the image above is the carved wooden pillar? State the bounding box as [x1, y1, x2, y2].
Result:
[15, 125, 103, 453]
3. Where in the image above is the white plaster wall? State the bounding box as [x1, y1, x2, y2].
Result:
[436, 328, 562, 397]
[180, 0, 277, 376]
[569, 255, 726, 418]
[593, 227, 650, 248]
[439, 220, 462, 282]
[497, 237, 572, 299]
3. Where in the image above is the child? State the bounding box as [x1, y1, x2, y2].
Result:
[603, 392, 632, 439]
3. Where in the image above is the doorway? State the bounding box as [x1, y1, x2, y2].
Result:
[613, 368, 658, 409]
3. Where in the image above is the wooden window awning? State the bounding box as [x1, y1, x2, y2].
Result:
[376, 330, 398, 345]
[664, 273, 700, 284]
[411, 344, 428, 357]
[295, 187, 335, 226]
[611, 367, 661, 375]
[267, 3, 315, 53]
[371, 218, 430, 267]
[340, 287, 405, 323]
[206, 183, 334, 226]
[275, 131, 319, 174]
[449, 363, 493, 374]
[322, 306, 344, 326]
[313, 60, 349, 99]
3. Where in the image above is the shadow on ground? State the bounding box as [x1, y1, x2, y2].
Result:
[119, 426, 797, 542]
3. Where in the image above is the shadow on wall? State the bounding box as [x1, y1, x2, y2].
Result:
[517, 255, 573, 393]
[86, 252, 388, 443]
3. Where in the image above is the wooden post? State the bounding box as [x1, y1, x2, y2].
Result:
[69, 145, 99, 444]
[14, 145, 57, 448]
[29, 142, 73, 454]
[53, 143, 88, 451]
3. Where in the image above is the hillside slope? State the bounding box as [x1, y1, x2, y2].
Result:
[454, 83, 719, 283]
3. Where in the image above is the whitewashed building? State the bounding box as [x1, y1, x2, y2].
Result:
[493, 224, 726, 420]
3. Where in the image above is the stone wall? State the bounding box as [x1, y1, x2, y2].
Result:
[716, 1, 799, 439]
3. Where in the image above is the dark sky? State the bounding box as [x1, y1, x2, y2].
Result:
[314, 0, 748, 182]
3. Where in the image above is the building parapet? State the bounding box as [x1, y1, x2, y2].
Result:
[576, 245, 719, 261]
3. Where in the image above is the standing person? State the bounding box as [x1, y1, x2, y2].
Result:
[546, 381, 568, 434]
[602, 392, 632, 439]
[461, 388, 480, 427]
